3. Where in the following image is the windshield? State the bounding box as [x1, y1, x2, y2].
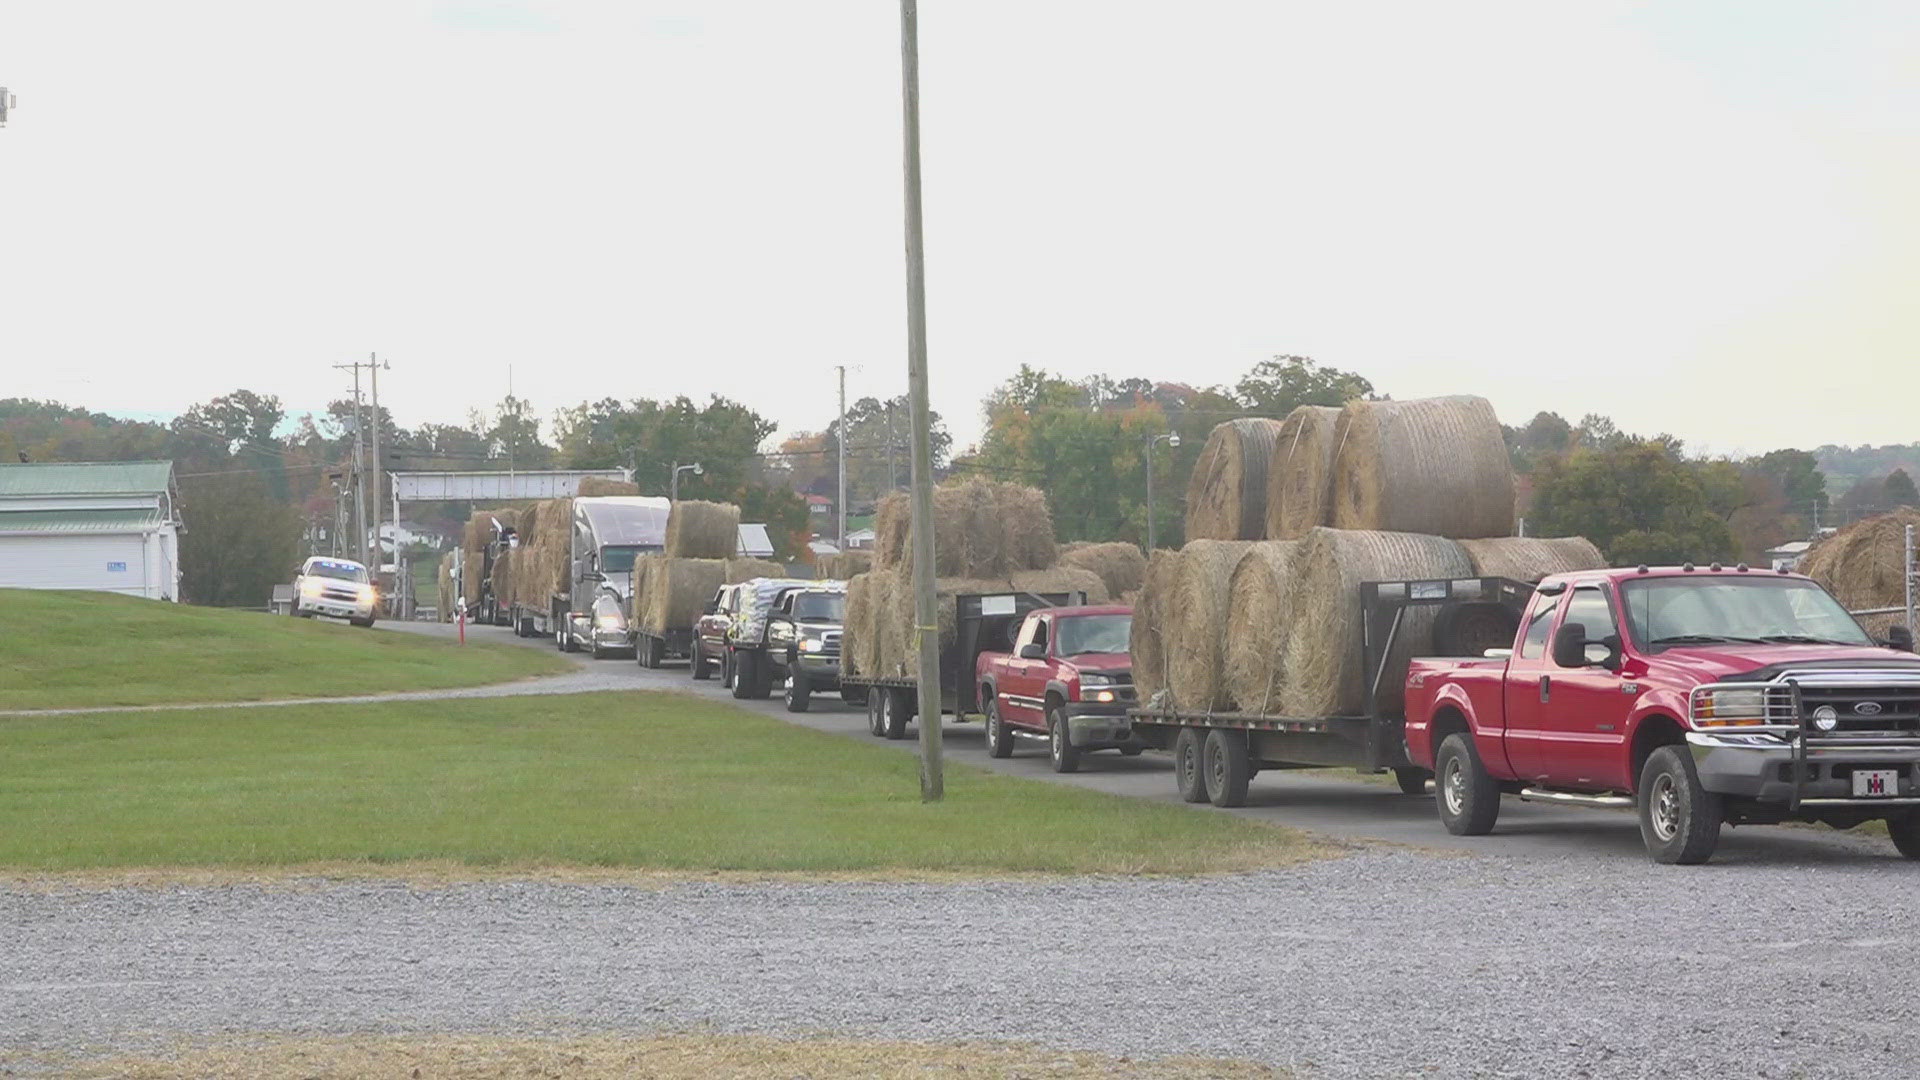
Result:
[1055, 614, 1132, 656]
[792, 593, 845, 622]
[600, 546, 643, 575]
[1620, 577, 1872, 649]
[308, 562, 368, 583]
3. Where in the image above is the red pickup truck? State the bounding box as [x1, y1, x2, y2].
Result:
[976, 604, 1141, 773]
[1405, 565, 1920, 864]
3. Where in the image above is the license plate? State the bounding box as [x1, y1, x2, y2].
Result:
[1852, 769, 1900, 797]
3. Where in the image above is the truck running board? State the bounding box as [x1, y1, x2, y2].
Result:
[1518, 788, 1634, 808]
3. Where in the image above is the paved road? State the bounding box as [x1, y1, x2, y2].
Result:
[382, 619, 1900, 864]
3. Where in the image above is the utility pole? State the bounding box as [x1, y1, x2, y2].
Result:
[886, 400, 899, 491]
[333, 361, 369, 566]
[369, 353, 387, 577]
[836, 365, 849, 549]
[899, 0, 942, 801]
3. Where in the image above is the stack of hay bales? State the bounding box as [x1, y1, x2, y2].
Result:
[1057, 541, 1147, 601]
[819, 551, 872, 580]
[514, 498, 575, 609]
[725, 557, 785, 584]
[460, 508, 520, 604]
[576, 477, 640, 496]
[1801, 508, 1920, 638]
[630, 500, 741, 636]
[1134, 395, 1605, 717]
[845, 479, 1105, 680]
[1185, 418, 1286, 541]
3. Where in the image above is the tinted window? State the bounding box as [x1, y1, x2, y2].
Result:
[1519, 593, 1561, 659]
[792, 593, 845, 622]
[600, 546, 641, 575]
[307, 561, 368, 583]
[1055, 614, 1132, 656]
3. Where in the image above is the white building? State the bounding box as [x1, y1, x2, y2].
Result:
[0, 461, 182, 600]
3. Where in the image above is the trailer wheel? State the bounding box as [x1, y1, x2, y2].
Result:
[1174, 729, 1208, 803]
[866, 688, 885, 737]
[1435, 732, 1500, 836]
[1203, 729, 1251, 807]
[1637, 745, 1722, 865]
[882, 687, 910, 740]
[1047, 703, 1081, 773]
[784, 672, 812, 713]
[983, 691, 1014, 759]
[731, 651, 756, 699]
[1393, 767, 1432, 796]
[1887, 814, 1920, 859]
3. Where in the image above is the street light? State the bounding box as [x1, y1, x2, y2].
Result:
[1144, 431, 1180, 551]
[670, 461, 704, 502]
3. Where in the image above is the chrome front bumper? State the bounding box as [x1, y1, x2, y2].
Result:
[1687, 731, 1920, 806]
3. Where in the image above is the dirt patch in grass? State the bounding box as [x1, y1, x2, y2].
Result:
[44, 1033, 1281, 1079]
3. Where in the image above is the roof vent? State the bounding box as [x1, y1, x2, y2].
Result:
[1636, 565, 1650, 574]
[1682, 562, 1696, 572]
[1710, 562, 1723, 572]
[1736, 563, 1749, 572]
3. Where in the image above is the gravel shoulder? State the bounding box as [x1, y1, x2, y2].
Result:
[5, 848, 1917, 1080]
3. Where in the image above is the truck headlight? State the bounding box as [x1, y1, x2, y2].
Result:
[799, 637, 825, 653]
[300, 579, 324, 596]
[1079, 673, 1113, 687]
[1692, 688, 1768, 727]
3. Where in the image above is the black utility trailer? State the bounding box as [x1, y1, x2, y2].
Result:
[844, 587, 1091, 740]
[1131, 576, 1534, 807]
[634, 624, 693, 669]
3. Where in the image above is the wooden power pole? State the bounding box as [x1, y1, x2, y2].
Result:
[900, 0, 942, 801]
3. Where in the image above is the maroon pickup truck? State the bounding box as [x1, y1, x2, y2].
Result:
[976, 604, 1140, 773]
[1405, 565, 1920, 864]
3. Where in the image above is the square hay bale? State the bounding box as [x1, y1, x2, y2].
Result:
[665, 501, 741, 560]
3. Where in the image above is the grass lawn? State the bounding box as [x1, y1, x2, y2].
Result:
[0, 691, 1322, 875]
[0, 589, 568, 710]
[43, 1034, 1278, 1079]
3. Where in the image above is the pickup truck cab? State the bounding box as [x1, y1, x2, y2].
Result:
[763, 584, 849, 712]
[692, 583, 743, 682]
[1405, 565, 1920, 863]
[976, 604, 1139, 773]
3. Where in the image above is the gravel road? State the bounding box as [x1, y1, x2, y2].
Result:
[6, 848, 1918, 1079]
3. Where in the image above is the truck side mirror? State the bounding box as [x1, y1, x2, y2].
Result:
[1887, 625, 1915, 653]
[1553, 622, 1621, 670]
[1019, 643, 1046, 660]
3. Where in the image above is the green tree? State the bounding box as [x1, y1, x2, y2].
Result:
[1529, 440, 1737, 565]
[552, 394, 775, 499]
[1886, 468, 1919, 508]
[476, 394, 552, 469]
[176, 470, 305, 606]
[1232, 355, 1373, 414]
[820, 395, 952, 512]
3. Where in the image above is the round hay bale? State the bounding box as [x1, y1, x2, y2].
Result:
[665, 501, 741, 559]
[640, 557, 725, 636]
[1459, 536, 1606, 583]
[1129, 549, 1183, 706]
[1222, 541, 1299, 716]
[873, 492, 911, 570]
[1329, 396, 1515, 539]
[628, 555, 658, 625]
[876, 478, 1058, 578]
[1165, 539, 1257, 712]
[1801, 508, 1920, 638]
[576, 477, 640, 496]
[1264, 405, 1342, 540]
[1281, 528, 1473, 718]
[820, 551, 872, 580]
[1057, 542, 1147, 599]
[724, 558, 785, 584]
[1184, 419, 1286, 541]
[866, 568, 903, 677]
[843, 573, 874, 677]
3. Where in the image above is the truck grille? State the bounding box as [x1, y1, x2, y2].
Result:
[322, 587, 359, 603]
[1794, 685, 1920, 734]
[819, 631, 842, 657]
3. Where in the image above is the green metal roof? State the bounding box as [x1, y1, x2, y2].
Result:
[0, 461, 174, 497]
[0, 508, 168, 534]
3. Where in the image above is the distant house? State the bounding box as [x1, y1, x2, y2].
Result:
[0, 461, 182, 600]
[1766, 540, 1814, 572]
[804, 493, 833, 522]
[845, 527, 875, 551]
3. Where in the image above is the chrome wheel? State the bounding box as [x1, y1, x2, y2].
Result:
[1049, 718, 1063, 763]
[1649, 773, 1680, 842]
[1442, 758, 1466, 817]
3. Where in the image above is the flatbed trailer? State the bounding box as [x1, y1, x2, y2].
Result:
[634, 625, 693, 668]
[844, 587, 1090, 739]
[1131, 576, 1534, 807]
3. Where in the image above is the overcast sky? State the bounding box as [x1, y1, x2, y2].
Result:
[3, 1, 1916, 458]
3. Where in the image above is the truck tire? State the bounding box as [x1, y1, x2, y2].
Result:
[882, 687, 910, 740]
[983, 690, 1014, 759]
[784, 672, 812, 713]
[1887, 814, 1920, 860]
[1394, 767, 1432, 796]
[746, 652, 773, 699]
[1174, 728, 1207, 803]
[731, 651, 756, 699]
[350, 616, 375, 628]
[1435, 732, 1500, 836]
[1047, 703, 1081, 773]
[1638, 745, 1722, 865]
[867, 688, 885, 737]
[690, 642, 711, 680]
[1202, 728, 1251, 807]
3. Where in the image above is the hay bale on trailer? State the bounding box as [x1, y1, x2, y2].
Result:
[819, 551, 872, 580]
[1129, 549, 1183, 705]
[1459, 536, 1606, 583]
[1328, 396, 1515, 539]
[873, 478, 1058, 578]
[576, 477, 640, 496]
[883, 567, 1108, 680]
[520, 498, 575, 603]
[1057, 541, 1147, 600]
[460, 508, 520, 604]
[843, 572, 875, 677]
[1281, 528, 1472, 718]
[1185, 418, 1286, 541]
[1264, 405, 1342, 540]
[1801, 508, 1920, 637]
[1222, 541, 1300, 717]
[724, 558, 785, 584]
[636, 556, 726, 636]
[1164, 539, 1257, 712]
[664, 501, 741, 559]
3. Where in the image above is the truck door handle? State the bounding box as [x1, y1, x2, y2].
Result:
[1539, 676, 1551, 703]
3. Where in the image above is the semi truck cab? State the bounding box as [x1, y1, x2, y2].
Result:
[1404, 565, 1920, 863]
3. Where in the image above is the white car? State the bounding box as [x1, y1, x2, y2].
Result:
[291, 556, 378, 627]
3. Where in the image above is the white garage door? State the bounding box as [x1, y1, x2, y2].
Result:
[0, 534, 153, 596]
